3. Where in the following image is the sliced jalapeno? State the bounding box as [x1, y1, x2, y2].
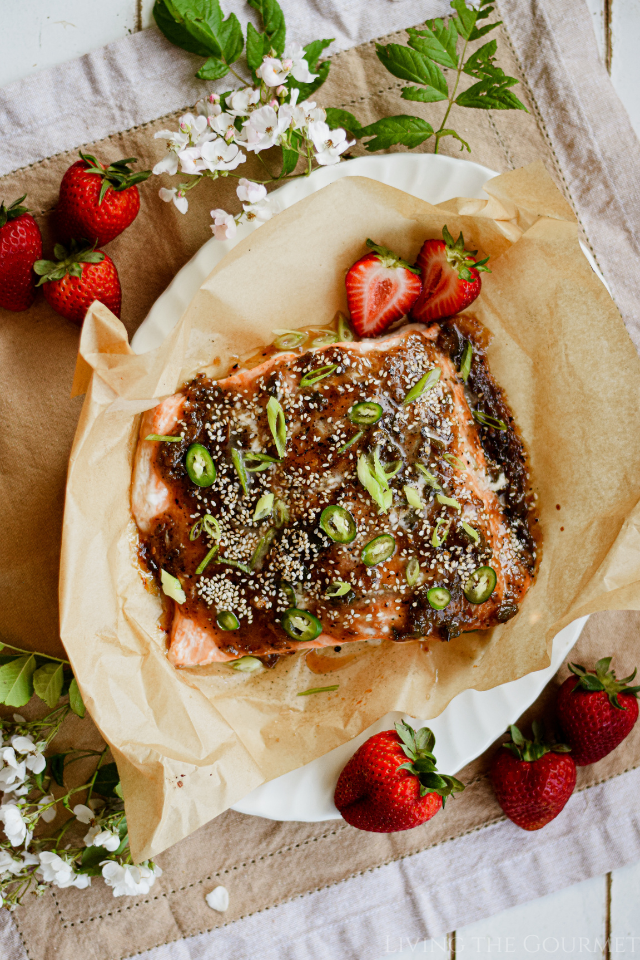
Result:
[320, 505, 357, 543]
[427, 586, 451, 610]
[463, 565, 497, 604]
[281, 608, 323, 642]
[278, 579, 296, 606]
[185, 443, 216, 487]
[217, 611, 239, 631]
[361, 534, 396, 567]
[325, 581, 352, 598]
[349, 402, 383, 426]
[337, 312, 355, 342]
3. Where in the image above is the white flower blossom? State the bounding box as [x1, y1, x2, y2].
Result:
[208, 111, 237, 141]
[308, 121, 354, 166]
[227, 87, 261, 117]
[243, 200, 273, 224]
[283, 41, 319, 83]
[210, 209, 237, 241]
[0, 749, 26, 792]
[242, 105, 289, 153]
[236, 179, 267, 204]
[38, 794, 57, 824]
[200, 138, 246, 172]
[195, 92, 221, 116]
[256, 56, 290, 87]
[0, 803, 28, 847]
[0, 849, 38, 878]
[11, 736, 47, 775]
[38, 852, 91, 889]
[206, 885, 229, 912]
[72, 803, 94, 825]
[152, 151, 180, 177]
[100, 861, 162, 897]
[159, 187, 189, 215]
[84, 826, 120, 852]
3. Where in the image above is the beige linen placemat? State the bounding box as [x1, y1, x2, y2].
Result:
[1, 4, 640, 959]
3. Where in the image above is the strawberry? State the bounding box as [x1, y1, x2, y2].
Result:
[556, 657, 640, 766]
[34, 242, 121, 326]
[345, 239, 422, 338]
[410, 226, 490, 323]
[490, 723, 576, 831]
[0, 196, 43, 311]
[55, 152, 151, 247]
[334, 719, 464, 833]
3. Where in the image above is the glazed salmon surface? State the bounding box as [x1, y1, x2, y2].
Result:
[132, 322, 538, 667]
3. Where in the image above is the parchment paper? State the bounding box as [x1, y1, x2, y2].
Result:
[60, 163, 640, 862]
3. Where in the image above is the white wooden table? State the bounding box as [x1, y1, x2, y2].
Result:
[2, 2, 639, 956]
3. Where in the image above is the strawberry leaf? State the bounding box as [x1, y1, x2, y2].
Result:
[359, 116, 434, 152]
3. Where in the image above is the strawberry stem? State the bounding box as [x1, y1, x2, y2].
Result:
[568, 658, 640, 710]
[503, 723, 571, 762]
[33, 240, 105, 285]
[394, 719, 465, 803]
[78, 152, 151, 204]
[0, 195, 29, 228]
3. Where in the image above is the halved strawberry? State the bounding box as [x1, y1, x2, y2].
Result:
[345, 239, 422, 338]
[410, 226, 490, 324]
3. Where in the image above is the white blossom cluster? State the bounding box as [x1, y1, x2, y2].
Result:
[0, 723, 161, 907]
[153, 41, 354, 238]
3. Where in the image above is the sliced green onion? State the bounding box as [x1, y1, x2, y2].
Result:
[460, 341, 472, 382]
[406, 557, 421, 587]
[278, 579, 296, 605]
[145, 434, 181, 442]
[443, 453, 466, 471]
[189, 519, 203, 541]
[253, 492, 274, 522]
[437, 493, 461, 512]
[383, 459, 402, 479]
[273, 329, 307, 350]
[473, 410, 507, 431]
[297, 685, 339, 696]
[216, 610, 240, 631]
[461, 521, 480, 543]
[361, 534, 396, 567]
[403, 368, 441, 405]
[267, 396, 287, 458]
[203, 515, 221, 540]
[281, 608, 323, 642]
[325, 581, 352, 598]
[300, 364, 338, 388]
[431, 518, 449, 548]
[231, 656, 263, 673]
[415, 463, 442, 490]
[311, 331, 338, 347]
[231, 448, 249, 495]
[404, 486, 423, 510]
[338, 430, 364, 453]
[320, 505, 357, 543]
[358, 451, 392, 514]
[195, 545, 219, 575]
[349, 402, 383, 426]
[216, 556, 252, 574]
[428, 586, 451, 610]
[464, 565, 497, 604]
[337, 312, 355, 342]
[245, 451, 282, 473]
[160, 569, 186, 603]
[251, 528, 276, 570]
[274, 498, 289, 528]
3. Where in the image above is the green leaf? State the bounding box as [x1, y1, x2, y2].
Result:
[407, 21, 458, 69]
[33, 662, 64, 709]
[77, 846, 107, 876]
[69, 678, 86, 718]
[451, 0, 478, 40]
[287, 60, 330, 103]
[463, 39, 499, 78]
[48, 753, 66, 788]
[93, 762, 120, 799]
[153, 0, 219, 57]
[154, 0, 243, 68]
[219, 12, 243, 62]
[375, 43, 448, 100]
[359, 116, 434, 152]
[0, 655, 36, 707]
[303, 38, 333, 71]
[470, 21, 501, 40]
[246, 21, 267, 71]
[247, 0, 286, 56]
[401, 85, 449, 104]
[456, 77, 527, 111]
[280, 144, 300, 177]
[196, 56, 229, 79]
[325, 108, 361, 137]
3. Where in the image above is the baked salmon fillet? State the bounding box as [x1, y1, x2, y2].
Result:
[132, 321, 538, 667]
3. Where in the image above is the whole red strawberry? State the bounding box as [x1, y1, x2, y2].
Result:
[334, 720, 464, 832]
[34, 242, 121, 325]
[0, 196, 43, 311]
[490, 723, 576, 831]
[345, 239, 422, 338]
[55, 152, 150, 247]
[410, 226, 490, 323]
[557, 658, 639, 766]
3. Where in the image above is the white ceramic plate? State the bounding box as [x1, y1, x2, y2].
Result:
[133, 154, 591, 821]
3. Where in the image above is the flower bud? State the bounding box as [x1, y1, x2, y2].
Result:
[276, 85, 287, 97]
[282, 59, 293, 70]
